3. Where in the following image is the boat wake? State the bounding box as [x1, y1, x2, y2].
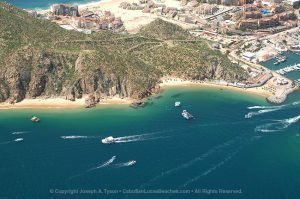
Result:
[112, 133, 168, 143]
[247, 100, 300, 110]
[245, 101, 300, 119]
[140, 136, 244, 188]
[12, 131, 28, 135]
[245, 101, 300, 118]
[113, 161, 136, 168]
[67, 156, 117, 183]
[0, 141, 11, 145]
[245, 108, 281, 118]
[61, 135, 99, 139]
[255, 115, 300, 133]
[0, 138, 24, 145]
[87, 156, 116, 171]
[181, 147, 242, 187]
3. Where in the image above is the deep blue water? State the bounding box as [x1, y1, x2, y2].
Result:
[0, 87, 300, 199]
[6, 0, 100, 9]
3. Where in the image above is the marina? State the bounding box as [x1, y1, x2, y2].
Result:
[262, 51, 300, 81]
[275, 63, 300, 75]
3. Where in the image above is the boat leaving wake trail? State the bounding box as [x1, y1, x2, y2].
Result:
[0, 138, 24, 145]
[255, 115, 300, 132]
[112, 133, 168, 143]
[12, 131, 28, 135]
[61, 136, 99, 139]
[87, 156, 116, 171]
[245, 101, 300, 119]
[247, 100, 300, 110]
[113, 161, 135, 168]
[245, 108, 281, 118]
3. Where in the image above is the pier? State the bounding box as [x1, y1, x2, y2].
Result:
[275, 63, 300, 75]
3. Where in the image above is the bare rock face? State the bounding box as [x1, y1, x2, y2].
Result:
[0, 47, 159, 104]
[85, 94, 97, 108]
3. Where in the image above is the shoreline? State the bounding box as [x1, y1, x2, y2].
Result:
[0, 78, 272, 110]
[0, 96, 133, 110]
[159, 78, 272, 98]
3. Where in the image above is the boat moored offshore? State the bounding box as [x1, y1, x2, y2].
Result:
[175, 102, 181, 107]
[31, 116, 40, 123]
[182, 110, 193, 120]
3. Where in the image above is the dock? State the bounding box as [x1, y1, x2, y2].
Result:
[275, 63, 300, 75]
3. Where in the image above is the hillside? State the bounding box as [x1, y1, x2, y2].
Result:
[0, 2, 248, 104]
[139, 18, 191, 40]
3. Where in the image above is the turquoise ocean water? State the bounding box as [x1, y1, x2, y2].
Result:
[2, 2, 300, 198]
[0, 87, 300, 199]
[6, 0, 101, 10]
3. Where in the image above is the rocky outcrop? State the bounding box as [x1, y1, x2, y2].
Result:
[0, 4, 248, 105]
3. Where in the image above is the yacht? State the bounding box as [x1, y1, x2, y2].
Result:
[101, 136, 115, 144]
[31, 116, 40, 123]
[127, 160, 136, 166]
[182, 110, 193, 120]
[14, 138, 23, 142]
[175, 102, 181, 107]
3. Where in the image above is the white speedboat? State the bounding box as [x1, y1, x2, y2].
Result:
[101, 136, 115, 144]
[127, 160, 136, 166]
[175, 102, 181, 107]
[182, 110, 193, 119]
[14, 138, 23, 142]
[31, 116, 40, 123]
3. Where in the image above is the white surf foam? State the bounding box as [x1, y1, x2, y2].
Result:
[255, 115, 300, 132]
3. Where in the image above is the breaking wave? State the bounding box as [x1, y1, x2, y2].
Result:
[255, 115, 300, 133]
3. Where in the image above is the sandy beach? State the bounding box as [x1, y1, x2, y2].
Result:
[0, 96, 133, 110]
[160, 77, 273, 98]
[0, 77, 272, 110]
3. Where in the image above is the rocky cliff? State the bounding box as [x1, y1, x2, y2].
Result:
[0, 3, 248, 104]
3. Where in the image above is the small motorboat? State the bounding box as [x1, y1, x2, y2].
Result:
[14, 138, 23, 142]
[127, 160, 136, 166]
[31, 116, 40, 123]
[101, 136, 115, 144]
[175, 102, 181, 107]
[182, 110, 193, 120]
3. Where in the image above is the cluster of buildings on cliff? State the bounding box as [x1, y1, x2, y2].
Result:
[238, 2, 297, 30]
[117, 0, 299, 34]
[49, 4, 124, 33]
